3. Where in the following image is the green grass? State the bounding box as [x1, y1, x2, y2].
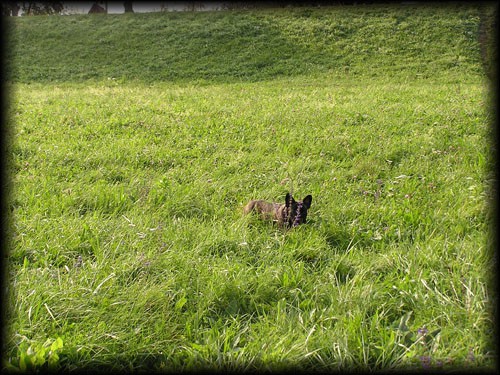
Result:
[6, 4, 486, 83]
[4, 3, 497, 372]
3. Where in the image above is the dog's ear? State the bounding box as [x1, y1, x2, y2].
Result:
[285, 193, 295, 207]
[302, 195, 312, 209]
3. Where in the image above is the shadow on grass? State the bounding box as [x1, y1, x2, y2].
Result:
[60, 351, 378, 373]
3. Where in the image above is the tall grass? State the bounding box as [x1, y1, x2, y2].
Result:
[3, 3, 496, 372]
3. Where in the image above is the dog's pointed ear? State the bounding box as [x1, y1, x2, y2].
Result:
[302, 195, 312, 209]
[285, 193, 295, 207]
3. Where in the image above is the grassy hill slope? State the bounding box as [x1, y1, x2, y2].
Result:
[6, 4, 486, 83]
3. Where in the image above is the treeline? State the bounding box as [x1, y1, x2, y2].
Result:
[1, 1, 65, 16]
[2, 1, 384, 16]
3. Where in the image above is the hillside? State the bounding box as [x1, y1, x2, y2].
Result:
[6, 4, 487, 83]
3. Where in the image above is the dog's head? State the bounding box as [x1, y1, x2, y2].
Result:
[285, 193, 312, 227]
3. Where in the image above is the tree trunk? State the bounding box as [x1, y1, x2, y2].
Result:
[12, 3, 20, 15]
[123, 2, 133, 13]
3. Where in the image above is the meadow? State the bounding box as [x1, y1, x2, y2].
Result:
[3, 3, 497, 372]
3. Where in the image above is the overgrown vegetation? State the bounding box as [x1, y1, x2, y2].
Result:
[4, 3, 496, 372]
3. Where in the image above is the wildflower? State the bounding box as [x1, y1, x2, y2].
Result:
[418, 327, 429, 336]
[419, 355, 431, 369]
[467, 348, 475, 363]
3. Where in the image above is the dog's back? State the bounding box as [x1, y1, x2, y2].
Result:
[243, 200, 284, 222]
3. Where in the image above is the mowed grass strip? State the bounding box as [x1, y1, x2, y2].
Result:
[5, 3, 496, 373]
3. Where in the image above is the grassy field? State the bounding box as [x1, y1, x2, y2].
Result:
[4, 3, 497, 372]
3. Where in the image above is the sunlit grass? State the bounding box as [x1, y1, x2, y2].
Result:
[5, 74, 494, 371]
[4, 3, 496, 372]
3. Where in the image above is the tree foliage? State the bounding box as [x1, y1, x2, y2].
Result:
[1, 1, 64, 16]
[1, 1, 21, 16]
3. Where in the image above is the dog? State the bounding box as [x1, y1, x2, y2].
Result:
[244, 193, 312, 228]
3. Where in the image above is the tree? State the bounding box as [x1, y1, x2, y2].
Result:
[123, 1, 133, 13]
[1, 1, 21, 16]
[1, 2, 65, 16]
[21, 1, 64, 15]
[184, 2, 205, 11]
[88, 2, 106, 14]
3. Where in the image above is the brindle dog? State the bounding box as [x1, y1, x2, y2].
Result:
[244, 193, 312, 228]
